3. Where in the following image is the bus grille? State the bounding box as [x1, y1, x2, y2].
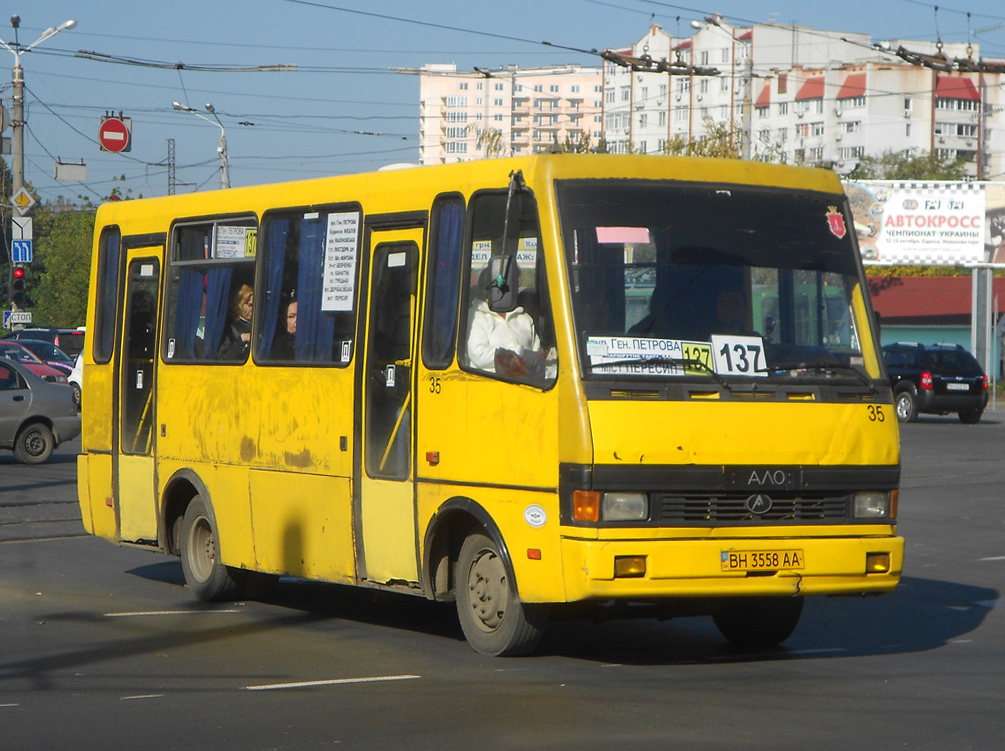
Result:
[656, 494, 850, 525]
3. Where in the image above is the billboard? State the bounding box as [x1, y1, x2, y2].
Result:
[845, 180, 1005, 266]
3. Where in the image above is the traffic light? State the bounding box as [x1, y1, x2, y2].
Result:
[11, 265, 26, 308]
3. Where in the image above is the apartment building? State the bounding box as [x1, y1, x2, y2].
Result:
[417, 63, 603, 164]
[417, 21, 1003, 179]
[609, 20, 1003, 179]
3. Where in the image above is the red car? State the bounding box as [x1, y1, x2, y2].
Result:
[0, 341, 70, 384]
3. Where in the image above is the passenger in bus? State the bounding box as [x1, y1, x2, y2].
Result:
[467, 258, 541, 379]
[272, 297, 298, 360]
[219, 283, 254, 359]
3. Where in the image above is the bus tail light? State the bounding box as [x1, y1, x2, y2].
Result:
[573, 490, 600, 522]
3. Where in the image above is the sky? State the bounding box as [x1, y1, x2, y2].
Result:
[6, 0, 1005, 205]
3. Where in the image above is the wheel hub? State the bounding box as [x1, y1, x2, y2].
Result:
[467, 549, 507, 631]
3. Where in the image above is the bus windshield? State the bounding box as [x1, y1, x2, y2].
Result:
[557, 180, 874, 383]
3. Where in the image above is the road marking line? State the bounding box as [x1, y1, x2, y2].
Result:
[978, 556, 1005, 562]
[787, 648, 847, 656]
[1, 703, 19, 708]
[243, 674, 421, 691]
[121, 694, 163, 701]
[104, 610, 240, 617]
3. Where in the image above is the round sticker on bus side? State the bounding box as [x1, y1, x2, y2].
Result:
[524, 504, 547, 528]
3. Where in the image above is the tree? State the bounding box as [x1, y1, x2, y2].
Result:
[664, 116, 741, 159]
[27, 202, 95, 327]
[847, 148, 969, 181]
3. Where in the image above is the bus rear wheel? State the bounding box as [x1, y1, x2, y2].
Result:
[713, 596, 804, 649]
[180, 496, 245, 602]
[455, 531, 546, 656]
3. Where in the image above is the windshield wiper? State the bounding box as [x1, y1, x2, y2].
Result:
[765, 360, 877, 391]
[589, 356, 732, 392]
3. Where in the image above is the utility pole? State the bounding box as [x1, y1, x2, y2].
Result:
[1, 15, 77, 195]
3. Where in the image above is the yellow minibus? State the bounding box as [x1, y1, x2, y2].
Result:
[78, 154, 902, 655]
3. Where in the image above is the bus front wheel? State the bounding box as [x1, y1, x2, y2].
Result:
[455, 531, 546, 656]
[180, 496, 245, 602]
[712, 596, 804, 649]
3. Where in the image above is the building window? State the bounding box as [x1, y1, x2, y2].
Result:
[811, 121, 824, 136]
[778, 101, 788, 115]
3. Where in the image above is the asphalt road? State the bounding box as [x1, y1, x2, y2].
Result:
[1, 413, 1003, 750]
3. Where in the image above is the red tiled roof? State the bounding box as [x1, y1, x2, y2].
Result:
[870, 276, 1005, 325]
[836, 72, 866, 100]
[935, 75, 980, 101]
[755, 82, 771, 108]
[795, 76, 825, 101]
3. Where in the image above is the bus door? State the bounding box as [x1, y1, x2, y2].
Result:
[357, 230, 422, 585]
[115, 254, 161, 542]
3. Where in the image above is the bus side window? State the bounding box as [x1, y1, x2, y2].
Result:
[255, 206, 361, 366]
[163, 219, 257, 364]
[460, 189, 557, 387]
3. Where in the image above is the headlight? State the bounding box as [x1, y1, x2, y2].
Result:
[602, 492, 649, 521]
[853, 491, 891, 519]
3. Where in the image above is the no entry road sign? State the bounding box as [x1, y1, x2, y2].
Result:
[98, 117, 131, 153]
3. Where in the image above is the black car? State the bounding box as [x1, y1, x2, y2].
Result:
[3, 327, 85, 358]
[882, 342, 988, 424]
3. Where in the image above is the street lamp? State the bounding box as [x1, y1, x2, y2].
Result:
[0, 15, 77, 195]
[172, 101, 230, 189]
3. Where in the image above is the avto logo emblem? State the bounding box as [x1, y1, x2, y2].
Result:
[745, 493, 773, 515]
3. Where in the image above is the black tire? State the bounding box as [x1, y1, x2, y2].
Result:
[71, 383, 82, 410]
[455, 531, 547, 656]
[179, 496, 245, 602]
[894, 388, 918, 423]
[14, 422, 55, 464]
[713, 596, 804, 649]
[958, 407, 983, 424]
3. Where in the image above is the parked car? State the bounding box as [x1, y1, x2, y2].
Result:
[0, 358, 81, 464]
[0, 341, 71, 385]
[69, 352, 83, 407]
[3, 327, 85, 358]
[12, 339, 75, 377]
[882, 342, 988, 424]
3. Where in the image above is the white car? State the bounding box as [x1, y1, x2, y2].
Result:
[69, 353, 83, 409]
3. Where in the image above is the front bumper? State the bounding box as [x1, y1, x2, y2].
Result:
[559, 532, 903, 602]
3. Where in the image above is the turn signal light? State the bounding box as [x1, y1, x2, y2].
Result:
[572, 490, 600, 522]
[866, 552, 891, 573]
[614, 556, 647, 578]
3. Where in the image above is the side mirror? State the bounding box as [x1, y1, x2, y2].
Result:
[486, 254, 519, 313]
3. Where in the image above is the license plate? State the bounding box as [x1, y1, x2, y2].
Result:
[721, 549, 804, 572]
[946, 383, 969, 391]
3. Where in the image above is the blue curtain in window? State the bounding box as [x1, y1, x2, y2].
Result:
[173, 268, 204, 359]
[202, 266, 233, 358]
[428, 199, 464, 364]
[258, 218, 290, 356]
[296, 215, 335, 360]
